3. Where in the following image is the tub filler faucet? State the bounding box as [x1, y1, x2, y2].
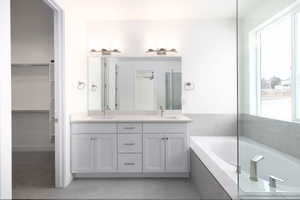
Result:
[160, 106, 164, 118]
[269, 175, 284, 188]
[249, 155, 264, 181]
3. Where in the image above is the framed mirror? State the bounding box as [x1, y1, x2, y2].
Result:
[88, 56, 182, 113]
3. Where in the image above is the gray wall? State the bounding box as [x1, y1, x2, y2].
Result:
[240, 114, 300, 159]
[11, 0, 54, 63]
[187, 114, 237, 136]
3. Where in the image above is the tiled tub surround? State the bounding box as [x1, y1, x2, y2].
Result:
[186, 114, 237, 137]
[239, 114, 300, 159]
[70, 114, 191, 177]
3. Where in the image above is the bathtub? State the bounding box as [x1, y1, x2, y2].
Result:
[190, 136, 300, 199]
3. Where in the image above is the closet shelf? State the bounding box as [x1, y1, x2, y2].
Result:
[12, 109, 49, 113]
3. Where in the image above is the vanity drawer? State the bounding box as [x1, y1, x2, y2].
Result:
[118, 134, 142, 153]
[118, 154, 142, 172]
[72, 123, 117, 134]
[143, 123, 186, 134]
[118, 123, 142, 133]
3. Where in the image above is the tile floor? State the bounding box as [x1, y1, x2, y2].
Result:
[13, 152, 201, 200]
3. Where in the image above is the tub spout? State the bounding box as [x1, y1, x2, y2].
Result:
[249, 155, 264, 181]
[269, 175, 284, 188]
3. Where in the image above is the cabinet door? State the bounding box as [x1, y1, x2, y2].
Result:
[94, 134, 117, 172]
[71, 135, 92, 172]
[165, 134, 188, 172]
[143, 134, 165, 172]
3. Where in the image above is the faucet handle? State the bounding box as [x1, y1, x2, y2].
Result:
[252, 155, 264, 162]
[269, 175, 284, 188]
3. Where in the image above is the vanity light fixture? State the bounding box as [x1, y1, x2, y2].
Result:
[146, 48, 177, 55]
[90, 49, 121, 55]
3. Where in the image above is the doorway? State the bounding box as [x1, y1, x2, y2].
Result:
[11, 0, 65, 197]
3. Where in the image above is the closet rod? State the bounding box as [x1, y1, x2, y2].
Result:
[12, 63, 51, 67]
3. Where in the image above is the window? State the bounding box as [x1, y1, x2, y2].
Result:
[252, 11, 300, 122]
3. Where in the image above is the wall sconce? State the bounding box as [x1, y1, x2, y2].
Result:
[146, 48, 177, 55]
[90, 49, 121, 55]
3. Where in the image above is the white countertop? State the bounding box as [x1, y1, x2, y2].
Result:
[70, 113, 192, 123]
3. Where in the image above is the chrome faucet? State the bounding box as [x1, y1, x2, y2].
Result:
[249, 155, 264, 181]
[269, 175, 284, 188]
[160, 106, 164, 118]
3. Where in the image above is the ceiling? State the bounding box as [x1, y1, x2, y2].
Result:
[238, 0, 266, 17]
[57, 0, 237, 20]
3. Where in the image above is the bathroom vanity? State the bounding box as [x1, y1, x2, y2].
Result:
[71, 114, 191, 177]
[71, 54, 191, 177]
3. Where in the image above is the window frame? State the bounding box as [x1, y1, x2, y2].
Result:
[249, 4, 300, 122]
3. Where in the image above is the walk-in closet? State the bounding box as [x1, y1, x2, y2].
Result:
[11, 0, 55, 194]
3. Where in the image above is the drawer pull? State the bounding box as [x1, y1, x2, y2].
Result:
[124, 162, 135, 166]
[123, 143, 135, 146]
[123, 127, 136, 130]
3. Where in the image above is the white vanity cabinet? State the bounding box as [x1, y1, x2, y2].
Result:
[93, 134, 117, 172]
[71, 134, 117, 173]
[71, 135, 93, 172]
[143, 134, 165, 172]
[71, 123, 117, 173]
[165, 134, 187, 172]
[143, 123, 188, 173]
[71, 120, 190, 177]
[143, 134, 187, 172]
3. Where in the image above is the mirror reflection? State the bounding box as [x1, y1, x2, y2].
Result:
[88, 56, 182, 112]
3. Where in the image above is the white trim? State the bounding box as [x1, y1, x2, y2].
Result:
[256, 32, 262, 116]
[43, 0, 70, 188]
[249, 1, 300, 122]
[0, 0, 12, 198]
[250, 0, 300, 34]
[295, 13, 300, 122]
[292, 14, 297, 121]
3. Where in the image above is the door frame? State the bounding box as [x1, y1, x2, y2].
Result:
[0, 0, 12, 198]
[43, 0, 67, 188]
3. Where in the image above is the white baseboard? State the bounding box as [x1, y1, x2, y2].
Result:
[12, 145, 54, 152]
[64, 172, 73, 188]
